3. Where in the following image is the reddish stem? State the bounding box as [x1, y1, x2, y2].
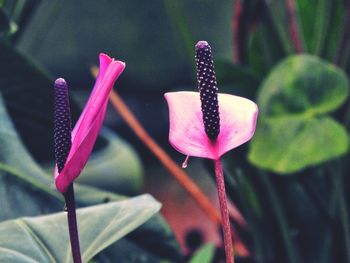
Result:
[285, 0, 304, 53]
[64, 184, 82, 263]
[232, 0, 264, 64]
[232, 0, 244, 64]
[214, 159, 234, 263]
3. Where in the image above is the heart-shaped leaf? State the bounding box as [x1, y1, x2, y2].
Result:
[0, 195, 161, 263]
[258, 55, 348, 119]
[249, 55, 349, 174]
[249, 117, 349, 173]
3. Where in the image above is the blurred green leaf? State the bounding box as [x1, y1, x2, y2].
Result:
[189, 243, 215, 263]
[0, 195, 160, 263]
[0, 40, 80, 163]
[249, 117, 349, 173]
[215, 59, 261, 99]
[297, 0, 331, 54]
[16, 1, 234, 91]
[76, 128, 143, 194]
[324, 0, 345, 61]
[258, 55, 348, 119]
[0, 8, 9, 32]
[249, 55, 349, 173]
[249, 21, 288, 76]
[264, 0, 294, 54]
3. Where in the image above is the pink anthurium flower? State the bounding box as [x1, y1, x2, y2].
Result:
[165, 42, 258, 161]
[165, 41, 258, 263]
[164, 91, 258, 160]
[54, 53, 125, 194]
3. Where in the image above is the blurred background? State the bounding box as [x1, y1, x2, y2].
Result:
[1, 0, 350, 262]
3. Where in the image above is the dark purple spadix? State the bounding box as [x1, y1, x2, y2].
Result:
[195, 41, 220, 140]
[54, 78, 72, 173]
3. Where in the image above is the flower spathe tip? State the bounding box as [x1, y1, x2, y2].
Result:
[54, 54, 125, 193]
[99, 53, 126, 67]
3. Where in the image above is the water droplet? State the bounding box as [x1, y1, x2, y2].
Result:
[182, 155, 190, 168]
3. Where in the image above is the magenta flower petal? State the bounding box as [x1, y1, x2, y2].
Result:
[55, 53, 125, 193]
[165, 91, 258, 160]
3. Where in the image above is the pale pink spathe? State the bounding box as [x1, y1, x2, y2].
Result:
[164, 91, 258, 160]
[55, 54, 125, 193]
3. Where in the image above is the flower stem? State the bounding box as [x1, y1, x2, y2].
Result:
[108, 90, 250, 257]
[232, 0, 246, 64]
[90, 67, 247, 255]
[108, 89, 221, 224]
[285, 0, 304, 53]
[214, 159, 234, 263]
[64, 184, 82, 263]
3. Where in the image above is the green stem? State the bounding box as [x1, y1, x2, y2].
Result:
[259, 172, 298, 263]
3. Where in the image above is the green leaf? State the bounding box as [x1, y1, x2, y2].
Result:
[248, 18, 288, 76]
[323, 0, 345, 61]
[297, 0, 332, 55]
[264, 1, 295, 54]
[189, 243, 215, 263]
[249, 55, 349, 173]
[0, 195, 161, 263]
[258, 55, 349, 119]
[0, 40, 81, 164]
[0, 8, 9, 32]
[249, 117, 349, 174]
[16, 1, 234, 92]
[76, 128, 143, 194]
